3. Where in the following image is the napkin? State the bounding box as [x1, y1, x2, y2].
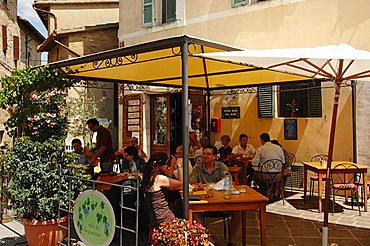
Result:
[213, 179, 225, 191]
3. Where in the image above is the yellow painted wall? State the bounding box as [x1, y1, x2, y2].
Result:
[118, 0, 370, 163]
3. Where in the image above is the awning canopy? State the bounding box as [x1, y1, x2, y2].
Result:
[50, 35, 312, 90]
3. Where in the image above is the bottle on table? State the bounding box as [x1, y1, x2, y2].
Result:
[130, 161, 137, 173]
[223, 172, 232, 200]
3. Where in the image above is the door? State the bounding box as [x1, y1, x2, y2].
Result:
[150, 94, 170, 155]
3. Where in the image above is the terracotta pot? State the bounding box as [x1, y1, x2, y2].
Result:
[23, 216, 68, 246]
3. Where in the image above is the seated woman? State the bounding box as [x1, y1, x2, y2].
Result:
[120, 146, 146, 172]
[142, 152, 183, 227]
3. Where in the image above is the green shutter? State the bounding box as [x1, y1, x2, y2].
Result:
[232, 0, 247, 7]
[258, 85, 274, 118]
[308, 81, 322, 117]
[163, 0, 176, 23]
[143, 0, 154, 27]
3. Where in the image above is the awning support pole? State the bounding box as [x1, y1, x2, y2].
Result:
[181, 41, 190, 220]
[322, 59, 344, 246]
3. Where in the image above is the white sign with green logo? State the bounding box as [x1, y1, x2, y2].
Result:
[73, 190, 115, 246]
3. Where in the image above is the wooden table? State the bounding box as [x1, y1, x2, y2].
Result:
[230, 157, 253, 184]
[303, 161, 368, 212]
[229, 166, 242, 184]
[96, 173, 130, 191]
[189, 185, 269, 246]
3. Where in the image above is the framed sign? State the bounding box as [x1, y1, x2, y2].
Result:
[128, 125, 140, 131]
[284, 119, 298, 140]
[128, 106, 140, 112]
[222, 106, 240, 119]
[128, 112, 140, 119]
[128, 99, 140, 106]
[128, 119, 140, 125]
[73, 190, 115, 246]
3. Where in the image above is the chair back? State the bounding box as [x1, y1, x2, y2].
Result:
[194, 155, 203, 166]
[330, 163, 361, 189]
[256, 159, 284, 182]
[287, 153, 296, 166]
[311, 154, 328, 162]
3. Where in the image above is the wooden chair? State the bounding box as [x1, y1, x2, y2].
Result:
[329, 163, 361, 215]
[309, 154, 328, 199]
[255, 159, 285, 204]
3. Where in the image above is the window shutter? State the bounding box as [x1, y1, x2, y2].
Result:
[232, 0, 247, 7]
[258, 85, 274, 118]
[163, 0, 176, 23]
[308, 81, 322, 117]
[143, 0, 154, 27]
[13, 36, 19, 60]
[2, 25, 7, 51]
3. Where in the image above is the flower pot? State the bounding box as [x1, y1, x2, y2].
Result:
[23, 216, 68, 246]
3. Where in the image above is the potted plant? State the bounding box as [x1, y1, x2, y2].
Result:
[0, 66, 87, 246]
[286, 98, 299, 117]
[6, 138, 89, 246]
[151, 218, 212, 246]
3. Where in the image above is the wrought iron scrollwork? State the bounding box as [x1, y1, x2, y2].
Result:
[74, 80, 98, 88]
[92, 55, 138, 70]
[225, 88, 257, 95]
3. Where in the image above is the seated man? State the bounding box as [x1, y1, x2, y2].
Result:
[189, 145, 239, 246]
[168, 145, 193, 179]
[72, 138, 93, 176]
[230, 133, 256, 185]
[115, 137, 148, 161]
[120, 146, 146, 172]
[251, 133, 285, 198]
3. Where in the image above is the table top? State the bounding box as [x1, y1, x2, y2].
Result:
[302, 161, 368, 170]
[189, 185, 269, 205]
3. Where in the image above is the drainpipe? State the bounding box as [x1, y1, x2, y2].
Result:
[33, 6, 57, 32]
[351, 80, 357, 163]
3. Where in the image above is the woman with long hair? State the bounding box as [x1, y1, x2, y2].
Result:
[142, 152, 183, 227]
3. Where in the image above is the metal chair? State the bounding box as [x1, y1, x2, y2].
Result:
[284, 153, 296, 191]
[354, 174, 370, 207]
[255, 159, 285, 204]
[309, 154, 328, 199]
[329, 163, 361, 215]
[202, 212, 231, 240]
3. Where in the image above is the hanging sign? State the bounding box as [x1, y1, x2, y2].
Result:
[284, 119, 298, 140]
[73, 190, 115, 246]
[222, 106, 240, 119]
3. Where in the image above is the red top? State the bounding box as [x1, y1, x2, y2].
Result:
[96, 125, 114, 162]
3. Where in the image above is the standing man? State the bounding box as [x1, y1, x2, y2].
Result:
[189, 145, 239, 246]
[87, 118, 115, 173]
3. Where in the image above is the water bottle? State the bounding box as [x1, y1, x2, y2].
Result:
[130, 161, 137, 173]
[223, 172, 232, 200]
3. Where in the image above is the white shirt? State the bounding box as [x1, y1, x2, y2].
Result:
[174, 158, 193, 179]
[232, 144, 256, 155]
[251, 142, 285, 172]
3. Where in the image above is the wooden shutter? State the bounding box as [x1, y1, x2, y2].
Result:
[258, 85, 274, 118]
[143, 0, 154, 27]
[308, 81, 322, 117]
[163, 0, 176, 23]
[2, 25, 7, 51]
[232, 0, 247, 7]
[13, 36, 19, 60]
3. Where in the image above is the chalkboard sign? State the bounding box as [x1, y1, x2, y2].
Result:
[284, 119, 298, 140]
[222, 107, 240, 119]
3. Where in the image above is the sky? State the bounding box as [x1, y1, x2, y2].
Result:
[18, 0, 48, 64]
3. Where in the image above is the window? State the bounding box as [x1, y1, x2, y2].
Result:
[279, 81, 322, 118]
[162, 0, 176, 24]
[2, 25, 7, 52]
[232, 0, 267, 7]
[13, 36, 19, 60]
[258, 80, 322, 118]
[143, 0, 154, 27]
[232, 0, 247, 7]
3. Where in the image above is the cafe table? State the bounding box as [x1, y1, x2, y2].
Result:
[230, 156, 254, 184]
[302, 161, 368, 212]
[188, 185, 269, 246]
[228, 166, 242, 184]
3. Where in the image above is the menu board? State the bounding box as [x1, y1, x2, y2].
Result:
[284, 119, 298, 140]
[127, 99, 141, 132]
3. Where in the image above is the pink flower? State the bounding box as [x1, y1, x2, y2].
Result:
[30, 94, 39, 100]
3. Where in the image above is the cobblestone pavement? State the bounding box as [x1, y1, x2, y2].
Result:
[1, 191, 369, 246]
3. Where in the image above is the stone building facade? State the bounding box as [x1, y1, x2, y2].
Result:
[34, 0, 119, 148]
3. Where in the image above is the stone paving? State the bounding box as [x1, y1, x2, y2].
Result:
[1, 191, 369, 246]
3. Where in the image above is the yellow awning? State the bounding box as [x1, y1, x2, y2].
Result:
[51, 35, 312, 89]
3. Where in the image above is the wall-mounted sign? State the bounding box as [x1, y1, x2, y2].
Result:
[128, 99, 140, 106]
[128, 119, 140, 125]
[284, 119, 298, 140]
[128, 106, 140, 112]
[128, 125, 140, 132]
[221, 106, 240, 119]
[73, 190, 115, 246]
[128, 112, 140, 119]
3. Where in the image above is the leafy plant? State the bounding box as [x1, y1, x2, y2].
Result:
[6, 137, 90, 221]
[152, 218, 210, 246]
[0, 66, 74, 141]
